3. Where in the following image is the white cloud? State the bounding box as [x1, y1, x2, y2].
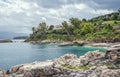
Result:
[90, 9, 114, 15]
[0, 0, 38, 15]
[41, 17, 47, 22]
[0, 0, 115, 34]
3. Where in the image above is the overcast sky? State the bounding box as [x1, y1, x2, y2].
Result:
[0, 0, 120, 34]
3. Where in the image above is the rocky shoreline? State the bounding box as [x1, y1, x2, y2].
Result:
[0, 47, 120, 77]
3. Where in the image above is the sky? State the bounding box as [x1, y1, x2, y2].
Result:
[0, 0, 120, 34]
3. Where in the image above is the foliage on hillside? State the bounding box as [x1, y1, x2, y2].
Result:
[27, 10, 120, 41]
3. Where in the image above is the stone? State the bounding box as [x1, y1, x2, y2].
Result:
[53, 54, 79, 67]
[105, 48, 120, 60]
[79, 50, 104, 65]
[0, 69, 6, 77]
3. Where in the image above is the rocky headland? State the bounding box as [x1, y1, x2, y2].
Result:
[0, 47, 120, 77]
[0, 39, 12, 43]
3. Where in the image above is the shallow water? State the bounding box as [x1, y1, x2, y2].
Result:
[0, 42, 106, 70]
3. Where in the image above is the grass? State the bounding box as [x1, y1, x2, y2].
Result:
[61, 64, 92, 70]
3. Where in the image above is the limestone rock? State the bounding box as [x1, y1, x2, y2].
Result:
[53, 54, 79, 67]
[79, 50, 104, 66]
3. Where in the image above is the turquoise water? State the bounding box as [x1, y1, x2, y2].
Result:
[0, 42, 106, 70]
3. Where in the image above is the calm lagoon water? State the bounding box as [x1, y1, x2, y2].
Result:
[0, 41, 106, 70]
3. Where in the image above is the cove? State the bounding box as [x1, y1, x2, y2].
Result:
[0, 42, 106, 70]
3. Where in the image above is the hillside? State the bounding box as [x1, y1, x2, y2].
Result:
[89, 11, 120, 24]
[26, 11, 120, 42]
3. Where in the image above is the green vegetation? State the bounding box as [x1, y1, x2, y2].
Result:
[62, 64, 91, 70]
[27, 10, 120, 41]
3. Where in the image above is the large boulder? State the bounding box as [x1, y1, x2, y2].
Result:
[79, 50, 104, 66]
[7, 61, 55, 77]
[53, 54, 79, 67]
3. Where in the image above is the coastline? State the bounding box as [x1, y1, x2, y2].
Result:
[0, 41, 120, 77]
[0, 48, 119, 77]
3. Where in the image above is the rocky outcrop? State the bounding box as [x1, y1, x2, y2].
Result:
[4, 50, 120, 77]
[59, 41, 85, 46]
[105, 48, 120, 60]
[0, 39, 12, 43]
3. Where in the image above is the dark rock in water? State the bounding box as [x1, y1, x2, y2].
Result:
[105, 48, 120, 60]
[0, 39, 12, 43]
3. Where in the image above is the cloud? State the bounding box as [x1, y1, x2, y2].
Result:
[0, 0, 119, 34]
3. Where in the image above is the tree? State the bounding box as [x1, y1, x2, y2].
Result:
[82, 18, 87, 22]
[32, 27, 36, 34]
[62, 21, 70, 37]
[69, 18, 81, 29]
[49, 25, 54, 30]
[102, 24, 113, 32]
[81, 22, 95, 35]
[36, 22, 47, 40]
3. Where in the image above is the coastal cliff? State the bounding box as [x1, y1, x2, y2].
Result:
[0, 48, 120, 77]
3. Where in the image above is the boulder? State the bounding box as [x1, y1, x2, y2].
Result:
[89, 66, 120, 77]
[105, 48, 120, 60]
[53, 54, 79, 67]
[0, 69, 6, 77]
[73, 41, 85, 46]
[79, 50, 104, 65]
[58, 42, 73, 46]
[7, 61, 54, 77]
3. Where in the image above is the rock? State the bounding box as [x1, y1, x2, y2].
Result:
[58, 42, 73, 46]
[73, 41, 85, 46]
[0, 39, 12, 43]
[79, 50, 104, 65]
[105, 48, 120, 60]
[7, 61, 54, 77]
[89, 66, 120, 77]
[92, 37, 120, 43]
[6, 50, 120, 77]
[53, 54, 79, 67]
[59, 41, 85, 46]
[0, 69, 6, 77]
